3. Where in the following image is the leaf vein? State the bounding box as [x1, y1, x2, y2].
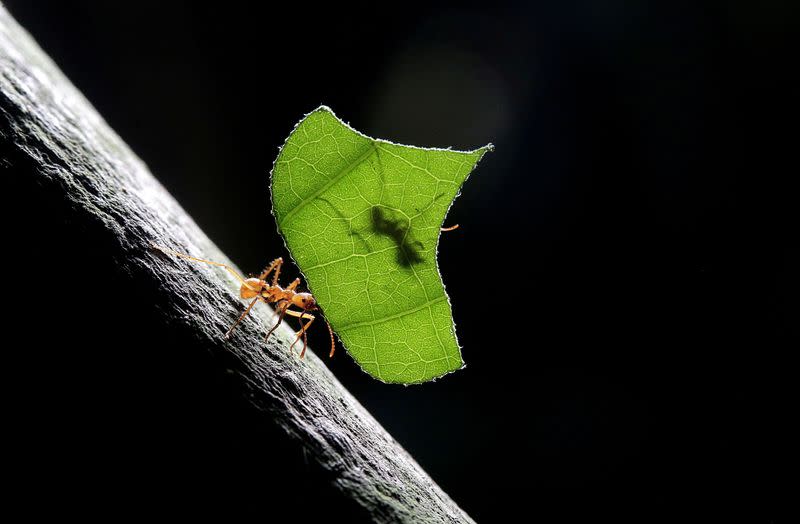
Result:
[280, 141, 377, 227]
[337, 296, 447, 331]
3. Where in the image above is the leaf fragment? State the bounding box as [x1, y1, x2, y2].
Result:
[271, 106, 490, 383]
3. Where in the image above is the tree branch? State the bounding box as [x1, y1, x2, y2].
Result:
[0, 6, 473, 523]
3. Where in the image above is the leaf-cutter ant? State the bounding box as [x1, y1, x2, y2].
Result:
[154, 246, 335, 359]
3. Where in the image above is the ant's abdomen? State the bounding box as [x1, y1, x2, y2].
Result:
[240, 278, 264, 299]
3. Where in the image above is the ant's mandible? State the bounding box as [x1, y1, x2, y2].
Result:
[155, 246, 335, 359]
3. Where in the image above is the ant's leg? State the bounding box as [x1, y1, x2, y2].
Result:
[289, 311, 306, 356]
[264, 300, 289, 343]
[258, 257, 284, 285]
[440, 224, 459, 232]
[284, 309, 335, 358]
[287, 310, 315, 359]
[284, 309, 315, 321]
[300, 329, 309, 359]
[224, 297, 262, 339]
[153, 244, 247, 286]
[285, 278, 300, 292]
[271, 258, 283, 286]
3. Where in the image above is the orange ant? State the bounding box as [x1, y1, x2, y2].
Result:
[154, 246, 334, 359]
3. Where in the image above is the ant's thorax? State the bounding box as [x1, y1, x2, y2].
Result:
[262, 284, 289, 299]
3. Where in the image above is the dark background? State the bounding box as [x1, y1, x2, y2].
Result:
[4, 1, 795, 522]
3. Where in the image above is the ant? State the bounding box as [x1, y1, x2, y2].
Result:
[154, 246, 334, 359]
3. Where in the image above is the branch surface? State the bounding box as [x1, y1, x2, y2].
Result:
[0, 6, 474, 523]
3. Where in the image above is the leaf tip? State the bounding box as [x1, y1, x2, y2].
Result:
[311, 104, 335, 115]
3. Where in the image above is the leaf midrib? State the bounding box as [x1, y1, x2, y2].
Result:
[336, 295, 447, 331]
[278, 140, 377, 228]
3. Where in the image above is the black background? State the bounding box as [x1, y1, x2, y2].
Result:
[4, 1, 795, 522]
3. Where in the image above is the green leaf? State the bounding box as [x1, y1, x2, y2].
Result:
[270, 106, 491, 384]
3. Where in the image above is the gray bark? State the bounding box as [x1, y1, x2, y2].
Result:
[0, 5, 474, 523]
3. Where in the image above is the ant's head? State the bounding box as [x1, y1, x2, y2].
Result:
[240, 278, 266, 299]
[291, 292, 318, 311]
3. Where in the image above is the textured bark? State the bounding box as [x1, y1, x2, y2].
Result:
[0, 6, 473, 523]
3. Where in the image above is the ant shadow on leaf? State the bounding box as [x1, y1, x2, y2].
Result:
[315, 146, 447, 269]
[316, 198, 426, 269]
[367, 189, 450, 268]
[369, 205, 425, 267]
